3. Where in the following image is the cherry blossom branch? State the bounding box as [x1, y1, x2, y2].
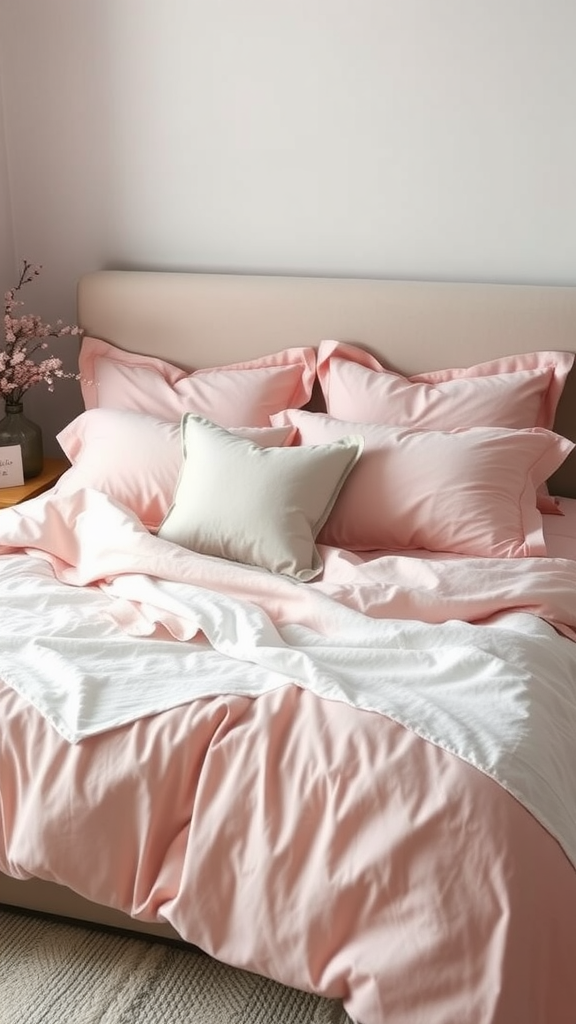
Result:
[1, 259, 84, 404]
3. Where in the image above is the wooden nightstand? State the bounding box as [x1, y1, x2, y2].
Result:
[0, 457, 69, 509]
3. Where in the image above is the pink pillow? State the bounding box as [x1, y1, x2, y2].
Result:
[317, 341, 574, 430]
[317, 341, 574, 515]
[56, 408, 296, 531]
[79, 337, 316, 427]
[271, 409, 574, 557]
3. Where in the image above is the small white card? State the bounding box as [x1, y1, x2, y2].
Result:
[0, 445, 25, 488]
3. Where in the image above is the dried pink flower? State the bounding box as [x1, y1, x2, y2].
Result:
[1, 260, 84, 404]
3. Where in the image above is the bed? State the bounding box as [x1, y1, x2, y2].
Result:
[1, 270, 576, 1024]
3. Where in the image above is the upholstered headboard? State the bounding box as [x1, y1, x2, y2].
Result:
[77, 271, 576, 497]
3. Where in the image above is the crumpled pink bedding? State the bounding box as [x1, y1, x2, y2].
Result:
[3, 679, 576, 1024]
[1, 489, 576, 640]
[1, 489, 576, 1024]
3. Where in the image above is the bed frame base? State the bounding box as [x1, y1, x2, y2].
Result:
[0, 875, 181, 941]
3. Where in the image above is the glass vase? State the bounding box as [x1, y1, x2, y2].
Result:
[0, 400, 44, 479]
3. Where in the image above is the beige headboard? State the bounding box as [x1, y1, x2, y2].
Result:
[77, 271, 576, 498]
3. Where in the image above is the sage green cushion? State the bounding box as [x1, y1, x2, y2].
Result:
[158, 414, 364, 581]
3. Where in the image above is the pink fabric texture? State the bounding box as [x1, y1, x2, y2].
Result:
[317, 340, 574, 430]
[2, 489, 576, 1023]
[3, 678, 576, 1024]
[56, 408, 295, 530]
[272, 409, 573, 556]
[317, 341, 574, 515]
[3, 489, 576, 639]
[79, 336, 316, 426]
[542, 497, 576, 558]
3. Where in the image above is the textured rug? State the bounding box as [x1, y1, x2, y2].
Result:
[0, 909, 352, 1024]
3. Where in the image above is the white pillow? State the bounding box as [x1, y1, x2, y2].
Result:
[158, 415, 364, 580]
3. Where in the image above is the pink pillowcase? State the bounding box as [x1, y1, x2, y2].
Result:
[271, 409, 574, 557]
[79, 337, 316, 427]
[317, 341, 574, 515]
[56, 408, 296, 531]
[317, 341, 574, 430]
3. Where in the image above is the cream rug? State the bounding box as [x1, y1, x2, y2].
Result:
[0, 909, 352, 1024]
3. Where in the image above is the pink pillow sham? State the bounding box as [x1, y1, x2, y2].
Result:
[317, 341, 574, 515]
[271, 409, 574, 557]
[56, 408, 296, 531]
[79, 337, 316, 427]
[317, 340, 574, 431]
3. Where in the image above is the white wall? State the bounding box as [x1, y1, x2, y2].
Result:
[0, 63, 15, 289]
[1, 0, 576, 446]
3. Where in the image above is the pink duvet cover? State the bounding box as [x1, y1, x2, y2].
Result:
[2, 680, 576, 1024]
[1, 489, 576, 1024]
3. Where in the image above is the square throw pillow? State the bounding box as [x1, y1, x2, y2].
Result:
[56, 408, 296, 531]
[79, 337, 316, 427]
[271, 409, 574, 557]
[158, 415, 364, 580]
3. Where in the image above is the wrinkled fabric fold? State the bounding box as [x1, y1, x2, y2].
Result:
[2, 488, 576, 1024]
[1, 488, 576, 876]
